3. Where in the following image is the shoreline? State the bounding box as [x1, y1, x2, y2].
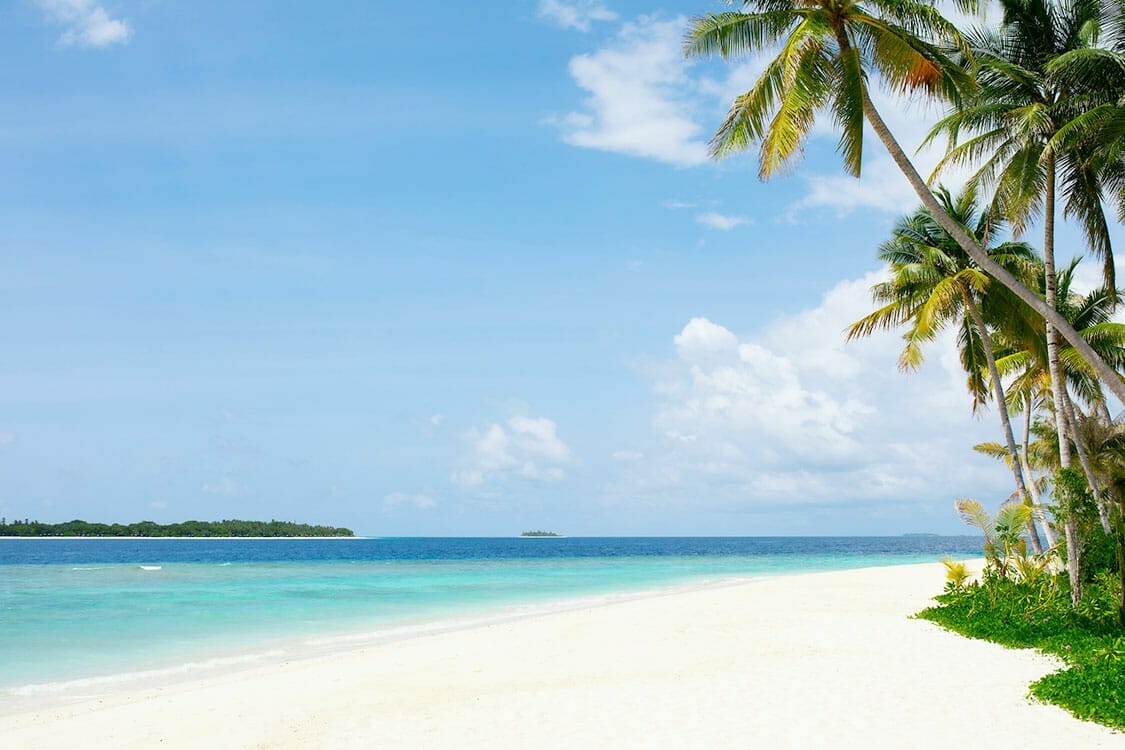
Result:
[0, 554, 978, 713]
[5, 559, 1119, 748]
[2, 571, 772, 715]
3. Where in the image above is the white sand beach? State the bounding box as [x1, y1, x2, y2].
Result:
[6, 561, 1120, 749]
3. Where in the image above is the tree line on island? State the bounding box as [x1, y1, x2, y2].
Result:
[686, 0, 1123, 729]
[0, 518, 354, 537]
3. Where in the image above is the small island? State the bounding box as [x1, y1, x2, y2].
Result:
[0, 518, 355, 538]
[520, 530, 563, 538]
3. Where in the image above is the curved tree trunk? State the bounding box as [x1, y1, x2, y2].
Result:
[1041, 155, 1082, 604]
[962, 290, 1043, 553]
[854, 90, 1125, 412]
[1022, 399, 1058, 549]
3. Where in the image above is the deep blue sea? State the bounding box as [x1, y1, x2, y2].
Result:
[0, 536, 981, 711]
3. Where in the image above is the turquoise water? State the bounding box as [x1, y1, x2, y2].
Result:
[0, 537, 981, 709]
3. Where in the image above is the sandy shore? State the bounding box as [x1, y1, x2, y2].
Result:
[6, 561, 1120, 749]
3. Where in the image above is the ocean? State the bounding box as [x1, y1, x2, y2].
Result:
[0, 536, 981, 712]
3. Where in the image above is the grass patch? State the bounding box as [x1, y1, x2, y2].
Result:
[917, 573, 1125, 730]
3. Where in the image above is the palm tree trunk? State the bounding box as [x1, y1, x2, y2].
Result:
[1041, 155, 1082, 604]
[962, 290, 1043, 553]
[1023, 401, 1058, 549]
[1061, 391, 1114, 534]
[853, 86, 1125, 412]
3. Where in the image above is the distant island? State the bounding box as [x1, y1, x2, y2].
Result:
[0, 518, 355, 538]
[520, 530, 563, 538]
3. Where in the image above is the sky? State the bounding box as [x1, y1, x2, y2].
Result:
[2, 0, 1122, 536]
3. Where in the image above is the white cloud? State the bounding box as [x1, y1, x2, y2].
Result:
[555, 16, 710, 167]
[696, 211, 751, 231]
[663, 199, 695, 209]
[620, 272, 1013, 508]
[0, 434, 13, 447]
[538, 0, 617, 32]
[149, 500, 168, 510]
[36, 0, 132, 48]
[429, 414, 444, 427]
[612, 450, 644, 462]
[383, 492, 438, 511]
[202, 476, 239, 496]
[452, 413, 573, 487]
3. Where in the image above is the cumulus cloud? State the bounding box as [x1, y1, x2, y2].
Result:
[696, 212, 752, 231]
[36, 0, 132, 48]
[538, 0, 617, 32]
[620, 272, 1012, 508]
[555, 16, 710, 167]
[383, 492, 438, 511]
[452, 414, 573, 487]
[202, 477, 239, 496]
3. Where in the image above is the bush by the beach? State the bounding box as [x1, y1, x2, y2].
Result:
[918, 573, 1125, 730]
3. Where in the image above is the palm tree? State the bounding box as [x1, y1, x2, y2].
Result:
[685, 0, 1125, 406]
[925, 0, 1121, 509]
[1046, 0, 1125, 229]
[995, 260, 1125, 530]
[847, 186, 1045, 552]
[990, 259, 1125, 599]
[954, 497, 1035, 577]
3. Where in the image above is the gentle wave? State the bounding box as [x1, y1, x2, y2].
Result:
[138, 565, 162, 571]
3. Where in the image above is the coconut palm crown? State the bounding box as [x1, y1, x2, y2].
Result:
[684, 0, 972, 178]
[925, 0, 1120, 290]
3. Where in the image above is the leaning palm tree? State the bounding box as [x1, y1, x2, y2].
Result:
[684, 0, 1125, 406]
[925, 0, 1121, 498]
[847, 186, 1045, 552]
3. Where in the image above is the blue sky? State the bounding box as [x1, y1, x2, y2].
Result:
[3, 0, 1121, 535]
